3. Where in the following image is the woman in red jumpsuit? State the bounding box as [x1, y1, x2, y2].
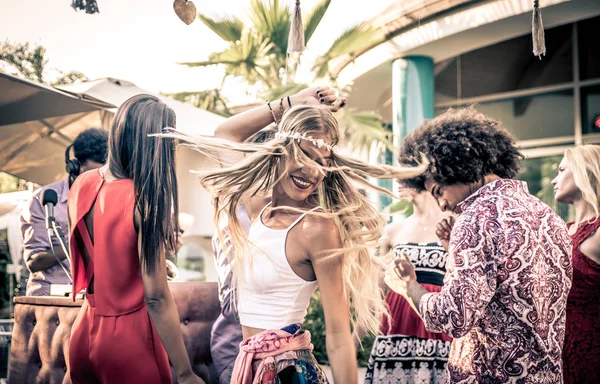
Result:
[67, 94, 204, 384]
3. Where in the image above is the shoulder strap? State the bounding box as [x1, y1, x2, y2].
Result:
[286, 206, 322, 231]
[254, 202, 271, 224]
[578, 218, 600, 242]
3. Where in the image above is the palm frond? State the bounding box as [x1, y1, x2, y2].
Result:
[162, 89, 233, 117]
[303, 0, 331, 44]
[262, 81, 307, 101]
[249, 0, 291, 55]
[179, 31, 275, 86]
[311, 24, 381, 80]
[324, 23, 381, 58]
[338, 109, 392, 155]
[198, 14, 245, 42]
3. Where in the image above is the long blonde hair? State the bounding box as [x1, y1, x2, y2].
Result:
[162, 104, 426, 335]
[565, 144, 600, 220]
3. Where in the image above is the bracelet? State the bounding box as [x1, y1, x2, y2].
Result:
[267, 101, 277, 124]
[287, 96, 292, 108]
[279, 98, 285, 121]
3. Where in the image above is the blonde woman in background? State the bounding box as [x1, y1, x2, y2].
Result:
[552, 144, 600, 384]
[161, 86, 425, 384]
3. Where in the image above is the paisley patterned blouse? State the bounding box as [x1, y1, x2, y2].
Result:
[419, 179, 573, 383]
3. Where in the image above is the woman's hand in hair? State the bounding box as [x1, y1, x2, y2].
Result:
[291, 86, 347, 112]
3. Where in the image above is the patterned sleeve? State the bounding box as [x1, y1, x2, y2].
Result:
[419, 204, 503, 338]
[20, 194, 51, 262]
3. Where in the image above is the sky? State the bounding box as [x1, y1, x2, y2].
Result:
[0, 0, 393, 104]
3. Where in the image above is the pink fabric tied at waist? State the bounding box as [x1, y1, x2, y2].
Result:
[231, 327, 313, 384]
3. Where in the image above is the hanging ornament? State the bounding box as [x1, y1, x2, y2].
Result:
[287, 0, 305, 54]
[173, 0, 197, 25]
[532, 0, 546, 59]
[71, 0, 99, 14]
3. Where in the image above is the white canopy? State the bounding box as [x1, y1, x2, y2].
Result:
[0, 74, 224, 185]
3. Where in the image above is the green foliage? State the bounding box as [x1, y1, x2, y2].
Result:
[385, 199, 414, 217]
[197, 14, 244, 42]
[312, 24, 380, 79]
[179, 0, 391, 153]
[0, 40, 87, 85]
[0, 173, 27, 194]
[162, 89, 233, 117]
[0, 41, 47, 83]
[52, 70, 88, 85]
[304, 290, 376, 367]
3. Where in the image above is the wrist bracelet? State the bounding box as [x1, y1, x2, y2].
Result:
[279, 98, 285, 121]
[267, 101, 277, 124]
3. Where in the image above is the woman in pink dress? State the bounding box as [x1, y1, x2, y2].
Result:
[552, 144, 600, 384]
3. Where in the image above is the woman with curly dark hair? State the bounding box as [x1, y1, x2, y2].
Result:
[390, 107, 573, 383]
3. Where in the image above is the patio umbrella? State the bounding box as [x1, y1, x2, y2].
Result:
[57, 77, 225, 134]
[0, 73, 113, 185]
[1, 74, 224, 185]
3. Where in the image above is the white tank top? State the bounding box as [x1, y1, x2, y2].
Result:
[237, 203, 319, 330]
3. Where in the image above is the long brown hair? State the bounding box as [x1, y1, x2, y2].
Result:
[108, 94, 179, 274]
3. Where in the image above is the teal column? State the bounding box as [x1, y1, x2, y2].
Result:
[392, 56, 435, 150]
[387, 56, 434, 220]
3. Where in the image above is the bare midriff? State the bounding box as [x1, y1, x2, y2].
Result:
[242, 325, 267, 340]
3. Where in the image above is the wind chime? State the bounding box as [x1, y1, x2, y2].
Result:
[71, 0, 99, 14]
[532, 0, 546, 58]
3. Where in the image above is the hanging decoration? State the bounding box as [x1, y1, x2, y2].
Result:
[287, 0, 305, 54]
[71, 0, 99, 14]
[532, 0, 546, 58]
[173, 0, 197, 25]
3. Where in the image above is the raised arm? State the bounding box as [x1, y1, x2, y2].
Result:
[213, 86, 342, 143]
[307, 217, 357, 384]
[136, 211, 204, 384]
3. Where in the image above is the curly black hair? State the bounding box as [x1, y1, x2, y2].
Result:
[399, 107, 523, 186]
[73, 128, 109, 164]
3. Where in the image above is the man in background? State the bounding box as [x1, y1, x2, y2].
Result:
[21, 128, 108, 296]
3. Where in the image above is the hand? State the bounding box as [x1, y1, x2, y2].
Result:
[435, 216, 455, 251]
[290, 86, 347, 112]
[393, 250, 417, 283]
[166, 259, 179, 281]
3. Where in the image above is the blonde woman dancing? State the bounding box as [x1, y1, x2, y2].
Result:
[163, 86, 425, 384]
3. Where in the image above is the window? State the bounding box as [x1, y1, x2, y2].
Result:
[578, 16, 600, 81]
[582, 85, 600, 136]
[435, 23, 573, 101]
[477, 91, 574, 141]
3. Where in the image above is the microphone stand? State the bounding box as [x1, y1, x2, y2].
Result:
[47, 218, 73, 283]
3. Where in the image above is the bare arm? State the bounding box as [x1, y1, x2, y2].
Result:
[213, 86, 342, 143]
[21, 196, 67, 273]
[26, 249, 68, 273]
[137, 211, 204, 384]
[307, 218, 357, 384]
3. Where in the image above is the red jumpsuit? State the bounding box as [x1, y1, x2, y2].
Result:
[67, 170, 172, 384]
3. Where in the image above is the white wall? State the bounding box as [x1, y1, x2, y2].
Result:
[175, 146, 219, 281]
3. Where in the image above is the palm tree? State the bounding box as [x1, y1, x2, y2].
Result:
[175, 0, 390, 153]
